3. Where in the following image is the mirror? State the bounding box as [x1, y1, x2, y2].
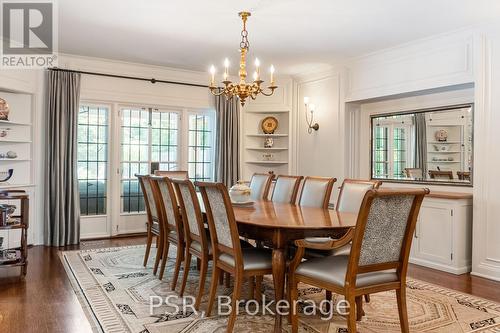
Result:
[371, 104, 473, 186]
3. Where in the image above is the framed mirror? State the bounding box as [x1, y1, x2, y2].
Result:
[371, 104, 473, 186]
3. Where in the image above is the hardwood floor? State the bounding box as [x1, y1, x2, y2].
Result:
[1, 236, 499, 333]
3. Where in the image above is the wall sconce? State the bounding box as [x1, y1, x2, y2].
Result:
[304, 96, 319, 134]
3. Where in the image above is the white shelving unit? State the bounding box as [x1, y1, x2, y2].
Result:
[425, 109, 472, 177]
[0, 90, 35, 249]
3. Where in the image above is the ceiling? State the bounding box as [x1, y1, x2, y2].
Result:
[59, 0, 500, 75]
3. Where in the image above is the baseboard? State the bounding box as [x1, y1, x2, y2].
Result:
[409, 258, 471, 275]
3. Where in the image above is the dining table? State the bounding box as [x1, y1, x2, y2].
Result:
[198, 194, 358, 332]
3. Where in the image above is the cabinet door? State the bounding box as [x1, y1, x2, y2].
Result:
[415, 204, 453, 265]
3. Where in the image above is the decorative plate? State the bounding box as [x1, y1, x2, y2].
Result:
[0, 98, 9, 121]
[435, 129, 448, 142]
[261, 116, 278, 134]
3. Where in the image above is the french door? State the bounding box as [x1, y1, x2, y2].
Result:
[78, 103, 215, 239]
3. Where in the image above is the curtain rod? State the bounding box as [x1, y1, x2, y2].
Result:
[48, 67, 209, 88]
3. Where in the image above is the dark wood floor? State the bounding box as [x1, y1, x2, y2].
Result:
[1, 236, 500, 333]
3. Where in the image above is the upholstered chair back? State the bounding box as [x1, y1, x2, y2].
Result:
[197, 182, 242, 258]
[336, 179, 381, 213]
[348, 189, 428, 279]
[173, 179, 203, 237]
[154, 170, 189, 179]
[137, 175, 158, 222]
[298, 177, 336, 208]
[151, 176, 180, 232]
[271, 175, 303, 204]
[249, 173, 274, 200]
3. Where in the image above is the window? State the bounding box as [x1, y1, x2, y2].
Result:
[372, 126, 388, 178]
[372, 121, 411, 179]
[120, 108, 181, 213]
[188, 113, 214, 182]
[77, 105, 109, 216]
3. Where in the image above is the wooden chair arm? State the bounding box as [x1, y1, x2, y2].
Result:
[293, 228, 354, 251]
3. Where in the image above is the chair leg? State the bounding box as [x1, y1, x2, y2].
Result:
[143, 231, 153, 267]
[346, 294, 357, 333]
[396, 287, 409, 333]
[290, 277, 299, 333]
[325, 290, 333, 312]
[226, 274, 243, 333]
[355, 296, 364, 321]
[171, 244, 184, 291]
[153, 235, 163, 275]
[364, 294, 371, 303]
[158, 240, 170, 280]
[248, 277, 255, 300]
[195, 258, 208, 310]
[224, 272, 231, 288]
[179, 252, 192, 297]
[255, 276, 263, 303]
[196, 258, 201, 271]
[206, 266, 221, 316]
[219, 272, 224, 285]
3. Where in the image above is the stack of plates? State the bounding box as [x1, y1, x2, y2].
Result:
[231, 200, 254, 207]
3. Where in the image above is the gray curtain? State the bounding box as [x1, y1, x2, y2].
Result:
[214, 96, 240, 188]
[414, 113, 427, 176]
[44, 70, 81, 246]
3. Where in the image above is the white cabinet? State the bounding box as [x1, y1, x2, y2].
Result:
[410, 195, 472, 274]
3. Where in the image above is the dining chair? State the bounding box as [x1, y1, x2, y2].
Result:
[154, 170, 189, 179]
[249, 173, 275, 200]
[304, 179, 382, 256]
[428, 170, 453, 179]
[137, 175, 164, 273]
[298, 176, 336, 208]
[271, 175, 303, 204]
[404, 168, 423, 178]
[457, 171, 471, 181]
[196, 181, 273, 333]
[171, 178, 211, 310]
[302, 179, 382, 303]
[150, 176, 185, 287]
[289, 188, 429, 333]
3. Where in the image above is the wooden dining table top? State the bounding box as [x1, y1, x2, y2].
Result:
[196, 193, 358, 230]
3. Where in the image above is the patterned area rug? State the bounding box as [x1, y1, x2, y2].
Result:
[61, 245, 500, 333]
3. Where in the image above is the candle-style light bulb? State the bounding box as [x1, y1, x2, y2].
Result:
[210, 65, 216, 86]
[304, 97, 310, 105]
[270, 65, 275, 85]
[255, 58, 261, 79]
[253, 71, 258, 82]
[223, 58, 229, 80]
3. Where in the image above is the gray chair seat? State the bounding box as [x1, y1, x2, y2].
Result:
[190, 240, 212, 255]
[296, 255, 398, 288]
[305, 243, 352, 258]
[219, 248, 272, 271]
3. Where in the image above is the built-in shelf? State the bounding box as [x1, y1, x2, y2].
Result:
[246, 133, 288, 137]
[0, 120, 31, 126]
[0, 140, 32, 143]
[245, 110, 290, 114]
[0, 158, 31, 161]
[246, 161, 288, 165]
[428, 151, 461, 154]
[0, 183, 35, 189]
[246, 147, 288, 151]
[428, 141, 461, 144]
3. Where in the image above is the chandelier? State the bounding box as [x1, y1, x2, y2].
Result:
[209, 12, 277, 107]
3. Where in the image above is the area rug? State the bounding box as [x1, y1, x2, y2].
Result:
[61, 245, 500, 333]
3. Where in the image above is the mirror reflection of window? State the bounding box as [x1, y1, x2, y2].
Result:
[371, 104, 473, 186]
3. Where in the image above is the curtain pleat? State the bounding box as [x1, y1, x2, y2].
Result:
[414, 113, 427, 177]
[44, 70, 81, 246]
[214, 96, 240, 188]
